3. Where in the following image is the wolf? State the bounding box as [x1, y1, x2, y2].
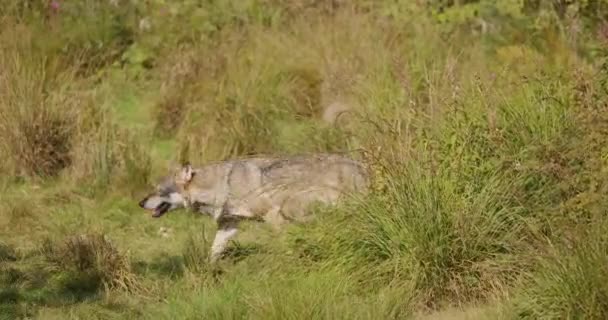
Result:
[139, 153, 369, 262]
[138, 156, 279, 219]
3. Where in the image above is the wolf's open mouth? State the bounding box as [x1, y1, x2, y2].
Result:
[152, 202, 171, 218]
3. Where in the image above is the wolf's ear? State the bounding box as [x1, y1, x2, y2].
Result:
[179, 162, 195, 183]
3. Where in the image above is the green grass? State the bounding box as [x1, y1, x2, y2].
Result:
[510, 218, 608, 319]
[2, 1, 608, 319]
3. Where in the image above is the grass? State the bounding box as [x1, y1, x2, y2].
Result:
[512, 220, 608, 319]
[1, 1, 608, 319]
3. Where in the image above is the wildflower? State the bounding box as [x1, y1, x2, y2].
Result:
[50, 0, 60, 11]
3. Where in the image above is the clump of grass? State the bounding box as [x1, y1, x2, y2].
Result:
[41, 233, 142, 294]
[182, 226, 214, 275]
[506, 69, 608, 320]
[512, 220, 608, 319]
[148, 268, 416, 320]
[0, 24, 77, 178]
[46, 0, 136, 76]
[0, 242, 17, 263]
[67, 108, 152, 195]
[0, 15, 148, 189]
[0, 5, 139, 179]
[152, 49, 203, 140]
[325, 162, 529, 309]
[245, 271, 362, 319]
[153, 91, 186, 139]
[13, 113, 73, 177]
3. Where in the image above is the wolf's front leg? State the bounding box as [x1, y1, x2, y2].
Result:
[209, 219, 238, 263]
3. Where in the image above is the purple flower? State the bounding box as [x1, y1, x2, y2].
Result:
[50, 0, 60, 11]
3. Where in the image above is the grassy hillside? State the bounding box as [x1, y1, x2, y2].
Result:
[2, 1, 608, 319]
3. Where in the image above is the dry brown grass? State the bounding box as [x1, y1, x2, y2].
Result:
[153, 91, 186, 139]
[0, 16, 150, 189]
[0, 23, 78, 178]
[42, 233, 143, 294]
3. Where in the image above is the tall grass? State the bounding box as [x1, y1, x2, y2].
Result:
[0, 16, 150, 193]
[513, 220, 608, 319]
[0, 22, 77, 178]
[147, 269, 415, 320]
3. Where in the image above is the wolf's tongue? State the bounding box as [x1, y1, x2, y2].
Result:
[152, 202, 170, 218]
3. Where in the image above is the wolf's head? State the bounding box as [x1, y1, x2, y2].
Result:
[138, 175, 186, 218]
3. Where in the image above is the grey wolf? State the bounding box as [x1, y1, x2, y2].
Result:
[139, 153, 369, 262]
[138, 156, 278, 218]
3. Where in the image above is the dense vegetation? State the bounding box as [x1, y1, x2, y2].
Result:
[2, 1, 608, 319]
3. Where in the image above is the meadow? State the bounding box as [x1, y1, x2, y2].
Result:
[1, 1, 608, 319]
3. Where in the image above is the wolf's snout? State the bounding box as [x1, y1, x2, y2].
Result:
[138, 197, 148, 208]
